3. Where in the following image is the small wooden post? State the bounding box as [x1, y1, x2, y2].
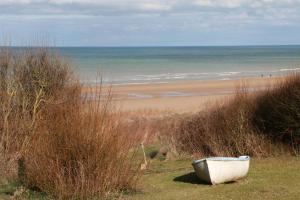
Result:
[140, 143, 148, 170]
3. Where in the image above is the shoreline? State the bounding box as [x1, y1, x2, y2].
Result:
[84, 76, 282, 113]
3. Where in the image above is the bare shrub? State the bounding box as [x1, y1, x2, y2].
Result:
[172, 88, 271, 158]
[253, 73, 300, 154]
[171, 74, 300, 157]
[0, 48, 72, 179]
[0, 47, 141, 199]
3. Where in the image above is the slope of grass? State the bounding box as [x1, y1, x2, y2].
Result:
[1, 156, 300, 199]
[127, 157, 300, 200]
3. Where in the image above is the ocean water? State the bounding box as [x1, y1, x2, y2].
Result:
[57, 46, 300, 85]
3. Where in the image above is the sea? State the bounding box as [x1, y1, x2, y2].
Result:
[56, 45, 300, 85]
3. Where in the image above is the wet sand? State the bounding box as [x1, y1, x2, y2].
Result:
[85, 77, 282, 113]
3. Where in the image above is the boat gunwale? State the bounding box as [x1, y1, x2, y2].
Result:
[192, 156, 250, 165]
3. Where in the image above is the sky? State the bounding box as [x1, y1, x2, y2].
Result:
[0, 0, 300, 46]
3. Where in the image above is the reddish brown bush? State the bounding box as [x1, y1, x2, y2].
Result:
[0, 47, 141, 199]
[172, 90, 271, 157]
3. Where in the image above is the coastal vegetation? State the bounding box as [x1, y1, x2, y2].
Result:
[1, 47, 300, 199]
[1, 157, 300, 200]
[0, 47, 141, 199]
[170, 74, 300, 157]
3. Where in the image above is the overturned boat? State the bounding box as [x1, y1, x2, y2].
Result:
[192, 156, 250, 185]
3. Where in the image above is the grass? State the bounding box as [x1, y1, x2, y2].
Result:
[127, 157, 300, 200]
[2, 157, 300, 200]
[0, 184, 49, 200]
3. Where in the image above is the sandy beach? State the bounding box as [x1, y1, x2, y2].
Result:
[85, 76, 282, 113]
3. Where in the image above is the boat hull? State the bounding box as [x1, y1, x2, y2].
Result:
[192, 156, 250, 185]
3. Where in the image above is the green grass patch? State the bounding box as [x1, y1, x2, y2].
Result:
[128, 157, 300, 200]
[1, 157, 300, 200]
[0, 180, 50, 200]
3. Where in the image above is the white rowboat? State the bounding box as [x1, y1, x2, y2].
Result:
[192, 156, 250, 185]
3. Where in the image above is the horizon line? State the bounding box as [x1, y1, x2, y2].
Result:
[2, 44, 300, 48]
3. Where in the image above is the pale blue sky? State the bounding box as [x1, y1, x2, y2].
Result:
[1, 0, 300, 46]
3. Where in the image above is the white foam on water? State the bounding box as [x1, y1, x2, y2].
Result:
[279, 68, 300, 72]
[81, 67, 300, 86]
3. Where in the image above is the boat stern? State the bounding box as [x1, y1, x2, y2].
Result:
[192, 159, 212, 184]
